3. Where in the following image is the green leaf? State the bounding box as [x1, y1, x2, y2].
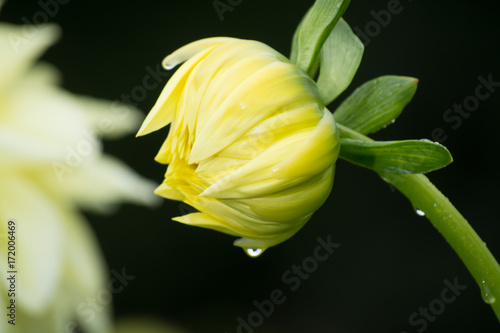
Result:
[317, 18, 364, 105]
[339, 138, 453, 174]
[290, 0, 350, 77]
[333, 75, 418, 135]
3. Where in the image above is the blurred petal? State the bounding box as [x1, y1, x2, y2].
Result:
[73, 96, 145, 139]
[0, 172, 64, 313]
[0, 23, 59, 91]
[62, 213, 113, 333]
[0, 17, 161, 332]
[60, 155, 160, 213]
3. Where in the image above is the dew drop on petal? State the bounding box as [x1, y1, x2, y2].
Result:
[244, 248, 264, 258]
[163, 63, 178, 70]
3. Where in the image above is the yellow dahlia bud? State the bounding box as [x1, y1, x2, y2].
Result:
[137, 37, 339, 254]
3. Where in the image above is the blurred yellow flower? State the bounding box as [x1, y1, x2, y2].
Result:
[0, 13, 158, 333]
[138, 37, 339, 254]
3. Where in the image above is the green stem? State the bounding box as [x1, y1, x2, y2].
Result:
[338, 124, 500, 320]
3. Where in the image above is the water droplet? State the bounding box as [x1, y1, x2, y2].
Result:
[481, 280, 496, 304]
[162, 62, 178, 70]
[415, 209, 425, 216]
[390, 119, 396, 124]
[244, 248, 264, 258]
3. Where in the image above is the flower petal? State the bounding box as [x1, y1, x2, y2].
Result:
[273, 109, 339, 179]
[199, 112, 334, 199]
[136, 40, 230, 136]
[59, 155, 160, 213]
[0, 171, 64, 313]
[0, 23, 59, 91]
[162, 37, 237, 69]
[190, 61, 319, 163]
[224, 166, 334, 222]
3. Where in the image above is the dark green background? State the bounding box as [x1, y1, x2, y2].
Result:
[3, 0, 500, 332]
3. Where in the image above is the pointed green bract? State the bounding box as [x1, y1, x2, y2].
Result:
[333, 75, 418, 135]
[290, 0, 350, 77]
[339, 138, 453, 174]
[317, 18, 364, 105]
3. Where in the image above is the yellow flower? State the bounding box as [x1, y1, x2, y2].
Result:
[138, 37, 339, 254]
[0, 14, 158, 333]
